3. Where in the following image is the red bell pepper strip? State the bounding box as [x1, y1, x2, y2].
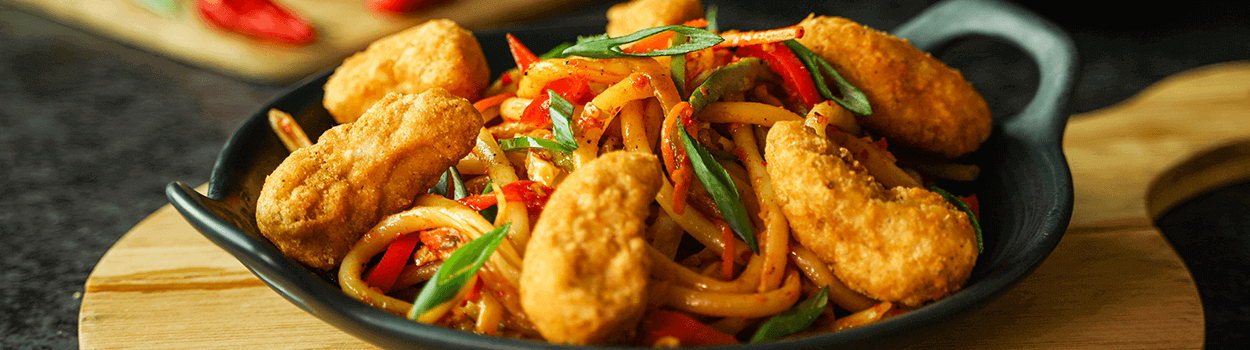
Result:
[363, 232, 423, 294]
[457, 181, 553, 217]
[367, 0, 446, 14]
[736, 43, 822, 108]
[641, 310, 739, 347]
[506, 33, 540, 72]
[197, 0, 317, 45]
[518, 76, 593, 128]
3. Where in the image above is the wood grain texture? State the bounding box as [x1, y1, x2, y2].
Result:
[1, 0, 590, 83]
[79, 62, 1250, 349]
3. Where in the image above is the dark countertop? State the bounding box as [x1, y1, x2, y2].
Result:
[1, 0, 1246, 348]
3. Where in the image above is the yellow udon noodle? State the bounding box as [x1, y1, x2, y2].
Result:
[727, 123, 790, 293]
[661, 270, 803, 318]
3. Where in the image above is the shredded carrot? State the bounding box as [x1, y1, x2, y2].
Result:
[714, 25, 805, 48]
[661, 103, 696, 214]
[472, 92, 515, 113]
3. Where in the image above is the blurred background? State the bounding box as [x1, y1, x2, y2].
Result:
[1, 0, 1246, 348]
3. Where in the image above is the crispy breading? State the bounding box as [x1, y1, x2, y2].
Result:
[520, 151, 662, 345]
[796, 15, 991, 159]
[605, 0, 704, 37]
[765, 121, 977, 307]
[322, 19, 490, 124]
[256, 89, 483, 271]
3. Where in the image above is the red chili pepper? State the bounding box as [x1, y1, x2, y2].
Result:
[641, 310, 739, 347]
[196, 0, 317, 45]
[735, 43, 822, 108]
[367, 0, 446, 13]
[363, 232, 423, 293]
[518, 76, 594, 128]
[506, 33, 540, 72]
[457, 181, 553, 217]
[962, 194, 980, 219]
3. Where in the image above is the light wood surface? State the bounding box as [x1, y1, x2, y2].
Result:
[2, 0, 590, 83]
[79, 62, 1250, 348]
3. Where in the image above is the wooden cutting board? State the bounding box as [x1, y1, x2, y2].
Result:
[79, 62, 1250, 349]
[2, 0, 592, 83]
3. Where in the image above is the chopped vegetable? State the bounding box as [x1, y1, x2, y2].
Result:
[363, 232, 424, 294]
[409, 222, 511, 321]
[456, 181, 553, 217]
[687, 57, 771, 114]
[678, 124, 759, 253]
[499, 136, 573, 153]
[750, 286, 829, 342]
[782, 40, 871, 115]
[736, 43, 823, 108]
[472, 92, 516, 113]
[561, 25, 723, 59]
[930, 186, 983, 253]
[641, 310, 739, 347]
[506, 33, 540, 72]
[196, 0, 317, 46]
[547, 91, 579, 151]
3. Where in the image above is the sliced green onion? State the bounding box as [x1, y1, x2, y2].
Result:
[428, 166, 467, 199]
[560, 25, 723, 59]
[537, 41, 574, 60]
[670, 32, 689, 97]
[448, 166, 469, 200]
[929, 186, 983, 253]
[782, 40, 872, 116]
[409, 222, 512, 321]
[678, 124, 758, 253]
[750, 286, 829, 342]
[499, 136, 573, 153]
[687, 57, 770, 114]
[705, 5, 719, 33]
[548, 91, 578, 151]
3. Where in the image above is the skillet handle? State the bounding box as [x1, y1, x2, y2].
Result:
[892, 0, 1078, 145]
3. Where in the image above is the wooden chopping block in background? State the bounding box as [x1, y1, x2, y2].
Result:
[2, 0, 595, 83]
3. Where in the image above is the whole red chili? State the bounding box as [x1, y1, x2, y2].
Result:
[197, 0, 317, 45]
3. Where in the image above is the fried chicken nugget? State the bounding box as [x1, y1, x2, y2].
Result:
[257, 89, 483, 271]
[765, 121, 977, 307]
[606, 0, 704, 37]
[796, 15, 991, 159]
[323, 19, 490, 124]
[520, 151, 663, 345]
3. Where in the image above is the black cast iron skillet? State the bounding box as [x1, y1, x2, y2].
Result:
[166, 0, 1077, 348]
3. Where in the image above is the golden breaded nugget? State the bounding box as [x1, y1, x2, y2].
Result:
[606, 0, 704, 37]
[323, 19, 490, 124]
[257, 89, 483, 271]
[520, 151, 662, 345]
[766, 121, 977, 307]
[796, 15, 991, 159]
